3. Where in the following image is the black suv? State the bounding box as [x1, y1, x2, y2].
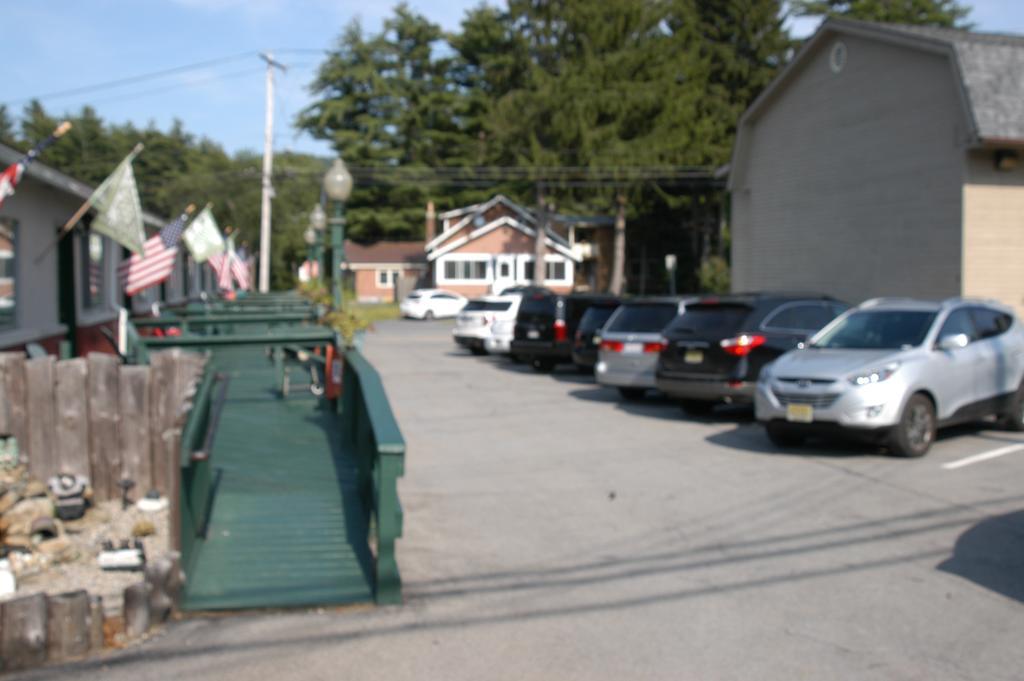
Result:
[656, 293, 847, 413]
[512, 289, 619, 371]
[571, 300, 622, 371]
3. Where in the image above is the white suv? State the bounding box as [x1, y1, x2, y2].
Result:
[453, 293, 523, 355]
[756, 298, 1024, 457]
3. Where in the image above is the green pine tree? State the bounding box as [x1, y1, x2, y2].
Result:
[791, 0, 972, 27]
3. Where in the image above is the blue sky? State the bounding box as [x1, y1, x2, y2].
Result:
[4, 0, 1024, 158]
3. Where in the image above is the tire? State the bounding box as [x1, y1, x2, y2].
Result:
[532, 358, 555, 372]
[680, 399, 715, 416]
[997, 382, 1024, 432]
[423, 310, 435, 321]
[765, 422, 805, 448]
[889, 393, 936, 458]
[618, 387, 646, 401]
[470, 346, 487, 356]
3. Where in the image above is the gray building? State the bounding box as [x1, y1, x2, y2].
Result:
[730, 19, 1024, 315]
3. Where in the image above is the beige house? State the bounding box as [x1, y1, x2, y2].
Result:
[425, 195, 584, 298]
[342, 240, 427, 303]
[730, 19, 1024, 316]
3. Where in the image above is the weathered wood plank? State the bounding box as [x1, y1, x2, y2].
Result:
[119, 366, 152, 493]
[123, 582, 152, 638]
[55, 358, 90, 478]
[1, 353, 29, 458]
[0, 354, 10, 436]
[149, 352, 176, 497]
[25, 356, 58, 481]
[87, 595, 104, 651]
[46, 590, 90, 661]
[165, 427, 183, 552]
[87, 353, 121, 502]
[0, 593, 47, 671]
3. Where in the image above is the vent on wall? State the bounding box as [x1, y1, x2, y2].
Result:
[830, 41, 847, 74]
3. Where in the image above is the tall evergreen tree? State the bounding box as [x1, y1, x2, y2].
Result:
[792, 0, 972, 27]
[0, 106, 15, 146]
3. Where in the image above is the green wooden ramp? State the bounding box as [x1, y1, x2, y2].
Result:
[182, 347, 374, 611]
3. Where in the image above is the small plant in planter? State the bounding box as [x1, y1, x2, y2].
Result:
[322, 309, 373, 349]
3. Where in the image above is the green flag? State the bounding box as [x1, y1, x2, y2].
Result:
[182, 206, 224, 263]
[89, 153, 146, 255]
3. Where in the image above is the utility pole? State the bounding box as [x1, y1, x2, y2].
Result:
[533, 181, 547, 287]
[258, 52, 286, 293]
[609, 192, 627, 295]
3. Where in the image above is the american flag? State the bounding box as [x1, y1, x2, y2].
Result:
[0, 122, 72, 210]
[208, 251, 233, 291]
[230, 253, 251, 291]
[118, 209, 191, 296]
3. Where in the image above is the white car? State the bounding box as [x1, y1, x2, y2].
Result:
[453, 293, 524, 355]
[400, 289, 467, 320]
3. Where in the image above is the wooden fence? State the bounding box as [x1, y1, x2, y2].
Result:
[0, 350, 206, 501]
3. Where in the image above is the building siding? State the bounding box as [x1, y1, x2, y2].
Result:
[963, 149, 1024, 315]
[732, 34, 966, 304]
[352, 266, 424, 303]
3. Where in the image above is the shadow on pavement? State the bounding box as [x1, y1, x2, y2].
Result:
[937, 509, 1024, 603]
[705, 424, 889, 458]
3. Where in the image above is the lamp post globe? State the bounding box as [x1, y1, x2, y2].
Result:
[310, 203, 327, 232]
[303, 227, 316, 246]
[323, 158, 353, 202]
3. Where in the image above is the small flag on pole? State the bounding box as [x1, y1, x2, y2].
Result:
[208, 252, 233, 291]
[181, 205, 224, 263]
[88, 148, 148, 255]
[118, 206, 193, 297]
[0, 121, 72, 210]
[230, 252, 251, 291]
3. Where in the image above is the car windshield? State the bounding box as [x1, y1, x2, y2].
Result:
[811, 310, 937, 350]
[665, 304, 750, 338]
[578, 305, 617, 333]
[605, 303, 680, 333]
[463, 300, 512, 312]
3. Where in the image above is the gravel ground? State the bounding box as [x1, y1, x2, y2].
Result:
[5, 499, 169, 615]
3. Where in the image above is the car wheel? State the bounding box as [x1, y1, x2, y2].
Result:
[618, 387, 646, 401]
[424, 310, 435, 321]
[680, 399, 715, 416]
[997, 382, 1024, 432]
[889, 393, 935, 458]
[470, 346, 487, 356]
[532, 358, 555, 372]
[765, 422, 805, 448]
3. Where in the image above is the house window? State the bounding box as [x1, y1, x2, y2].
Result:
[499, 261, 511, 278]
[377, 269, 399, 288]
[0, 218, 16, 330]
[82, 231, 106, 310]
[440, 257, 489, 282]
[546, 261, 566, 281]
[523, 261, 535, 282]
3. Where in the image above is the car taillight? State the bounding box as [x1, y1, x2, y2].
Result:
[642, 341, 666, 353]
[601, 340, 624, 352]
[720, 334, 766, 356]
[554, 319, 567, 342]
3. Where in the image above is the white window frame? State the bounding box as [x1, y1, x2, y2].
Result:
[436, 254, 492, 285]
[0, 218, 17, 330]
[516, 255, 573, 286]
[376, 268, 399, 288]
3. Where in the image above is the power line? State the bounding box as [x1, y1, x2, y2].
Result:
[4, 51, 258, 105]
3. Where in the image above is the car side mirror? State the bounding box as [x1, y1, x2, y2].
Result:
[937, 333, 969, 351]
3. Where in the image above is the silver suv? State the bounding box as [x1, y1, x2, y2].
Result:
[755, 298, 1024, 457]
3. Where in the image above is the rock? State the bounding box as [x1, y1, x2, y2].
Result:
[9, 550, 48, 578]
[23, 480, 48, 498]
[3, 534, 33, 550]
[0, 489, 20, 514]
[131, 520, 156, 538]
[30, 516, 59, 541]
[37, 535, 77, 563]
[0, 497, 55, 536]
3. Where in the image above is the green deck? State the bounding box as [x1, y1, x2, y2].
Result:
[182, 346, 374, 611]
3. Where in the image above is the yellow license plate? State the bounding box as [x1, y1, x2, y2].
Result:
[684, 350, 703, 364]
[786, 404, 814, 423]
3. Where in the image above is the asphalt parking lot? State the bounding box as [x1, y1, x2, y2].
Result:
[30, 318, 1024, 681]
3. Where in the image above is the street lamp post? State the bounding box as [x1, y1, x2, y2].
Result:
[322, 158, 353, 309]
[309, 203, 327, 281]
[303, 226, 317, 280]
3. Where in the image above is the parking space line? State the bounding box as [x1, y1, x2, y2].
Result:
[942, 443, 1024, 470]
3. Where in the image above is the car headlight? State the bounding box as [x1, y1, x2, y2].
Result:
[848, 362, 900, 386]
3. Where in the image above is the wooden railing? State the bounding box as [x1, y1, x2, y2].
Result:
[177, 367, 228, 578]
[340, 349, 406, 605]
